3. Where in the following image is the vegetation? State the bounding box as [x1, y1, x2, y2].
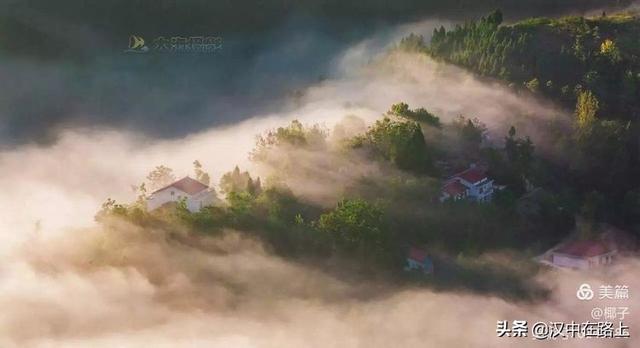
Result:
[94, 9, 640, 297]
[351, 116, 434, 174]
[99, 99, 577, 296]
[397, 10, 640, 235]
[193, 160, 211, 186]
[219, 166, 262, 197]
[388, 102, 441, 128]
[145, 165, 176, 190]
[426, 10, 640, 121]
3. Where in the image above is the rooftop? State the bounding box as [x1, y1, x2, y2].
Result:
[453, 166, 488, 184]
[408, 247, 429, 262]
[151, 176, 209, 195]
[443, 180, 467, 196]
[554, 240, 613, 258]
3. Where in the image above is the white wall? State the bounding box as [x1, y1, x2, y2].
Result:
[552, 254, 589, 270]
[186, 189, 220, 212]
[458, 178, 494, 202]
[551, 252, 616, 270]
[147, 187, 190, 211]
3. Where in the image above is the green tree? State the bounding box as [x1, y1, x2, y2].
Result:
[575, 90, 599, 129]
[134, 182, 148, 209]
[227, 190, 255, 223]
[525, 78, 540, 93]
[504, 126, 535, 191]
[317, 199, 389, 259]
[485, 9, 503, 26]
[599, 39, 621, 63]
[353, 117, 432, 173]
[219, 166, 261, 196]
[251, 120, 327, 161]
[453, 116, 487, 156]
[388, 102, 441, 128]
[579, 191, 606, 237]
[398, 33, 426, 52]
[193, 160, 211, 186]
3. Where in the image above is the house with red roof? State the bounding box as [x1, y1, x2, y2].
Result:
[147, 176, 220, 212]
[404, 247, 434, 274]
[548, 240, 616, 270]
[536, 226, 637, 270]
[440, 164, 496, 202]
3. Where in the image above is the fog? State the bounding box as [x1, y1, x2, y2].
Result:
[1, 221, 638, 347]
[0, 42, 567, 244]
[0, 11, 638, 348]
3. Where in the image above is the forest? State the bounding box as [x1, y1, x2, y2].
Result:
[403, 9, 640, 235]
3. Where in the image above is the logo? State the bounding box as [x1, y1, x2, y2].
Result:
[125, 34, 222, 54]
[125, 35, 149, 53]
[577, 283, 594, 301]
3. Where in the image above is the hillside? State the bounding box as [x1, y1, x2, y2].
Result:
[397, 10, 640, 234]
[424, 10, 640, 120]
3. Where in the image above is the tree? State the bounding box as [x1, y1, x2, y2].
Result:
[134, 182, 148, 209]
[485, 9, 503, 26]
[525, 78, 540, 93]
[227, 190, 255, 220]
[453, 115, 487, 156]
[219, 166, 262, 196]
[317, 199, 389, 258]
[353, 117, 432, 173]
[332, 115, 367, 142]
[146, 165, 176, 190]
[600, 39, 621, 63]
[389, 102, 410, 116]
[504, 126, 535, 191]
[579, 191, 606, 237]
[251, 120, 327, 161]
[193, 160, 211, 186]
[575, 90, 599, 129]
[388, 102, 441, 128]
[398, 33, 426, 52]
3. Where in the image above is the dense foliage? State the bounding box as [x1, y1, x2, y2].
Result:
[397, 10, 640, 233]
[351, 117, 434, 174]
[428, 10, 640, 120]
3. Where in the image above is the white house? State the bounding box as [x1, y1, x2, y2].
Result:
[147, 176, 220, 213]
[440, 164, 495, 202]
[548, 240, 616, 270]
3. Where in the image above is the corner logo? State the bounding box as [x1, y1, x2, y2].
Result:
[576, 283, 594, 301]
[125, 35, 149, 53]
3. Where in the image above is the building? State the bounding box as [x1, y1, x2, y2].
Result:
[536, 226, 638, 270]
[404, 247, 434, 274]
[440, 164, 495, 202]
[548, 240, 616, 270]
[147, 176, 220, 213]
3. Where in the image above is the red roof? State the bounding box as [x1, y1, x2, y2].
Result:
[443, 181, 467, 196]
[152, 176, 208, 195]
[408, 247, 429, 262]
[454, 167, 487, 184]
[555, 240, 612, 258]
